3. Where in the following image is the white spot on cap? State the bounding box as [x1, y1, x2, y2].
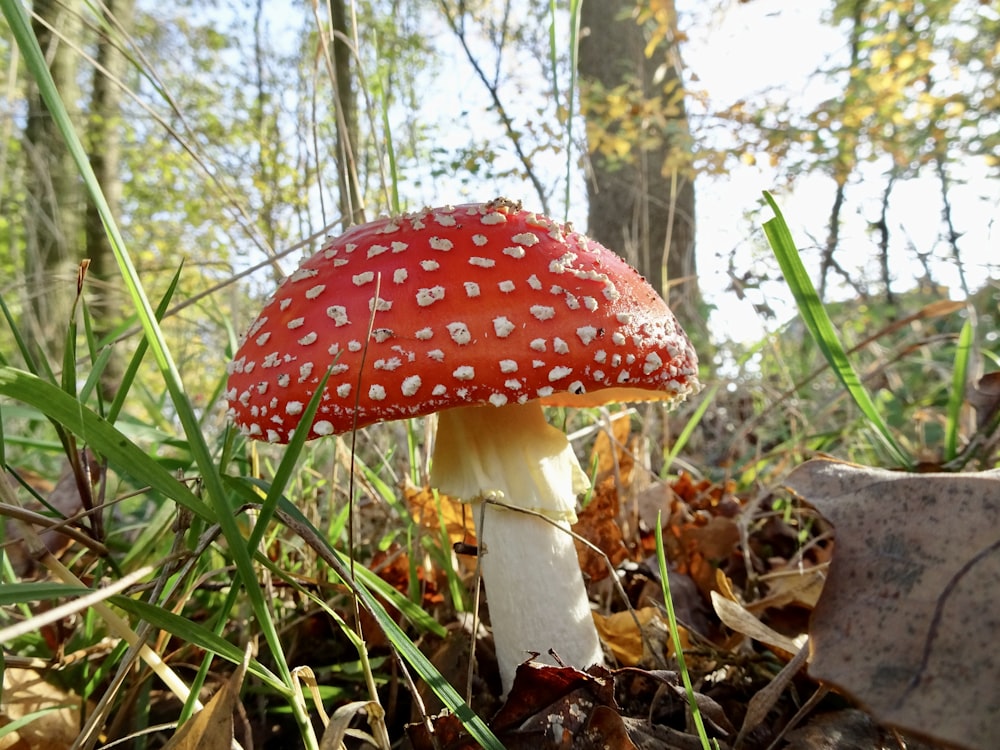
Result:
[247, 316, 268, 338]
[299, 362, 314, 381]
[500, 359, 518, 373]
[353, 271, 375, 286]
[465, 282, 481, 297]
[372, 328, 394, 343]
[266, 429, 281, 443]
[256, 331, 272, 346]
[553, 337, 569, 354]
[576, 326, 598, 345]
[583, 296, 598, 311]
[530, 338, 546, 352]
[286, 401, 304, 415]
[469, 256, 495, 268]
[401, 375, 422, 396]
[644, 352, 664, 374]
[374, 357, 402, 371]
[530, 305, 556, 321]
[527, 275, 542, 290]
[393, 268, 408, 284]
[612, 332, 626, 345]
[481, 211, 507, 225]
[288, 317, 305, 329]
[305, 284, 326, 299]
[489, 393, 508, 407]
[415, 327, 433, 340]
[279, 298, 292, 311]
[416, 286, 445, 306]
[432, 384, 447, 396]
[617, 370, 631, 383]
[298, 332, 318, 346]
[290, 267, 318, 283]
[472, 233, 488, 246]
[504, 378, 522, 390]
[499, 280, 515, 293]
[493, 316, 515, 337]
[434, 213, 457, 227]
[420, 259, 440, 271]
[314, 421, 334, 436]
[337, 383, 351, 397]
[348, 340, 363, 352]
[369, 384, 387, 401]
[453, 366, 475, 381]
[367, 244, 388, 258]
[503, 246, 525, 259]
[427, 349, 445, 361]
[429, 237, 453, 251]
[327, 306, 349, 326]
[537, 385, 555, 397]
[392, 241, 408, 252]
[594, 349, 608, 364]
[616, 312, 632, 325]
[511, 232, 539, 246]
[447, 322, 471, 344]
[370, 298, 392, 313]
[549, 366, 573, 381]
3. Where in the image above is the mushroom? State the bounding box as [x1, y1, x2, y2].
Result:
[226, 198, 700, 694]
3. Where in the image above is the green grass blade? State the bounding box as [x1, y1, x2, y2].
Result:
[0, 367, 209, 519]
[655, 511, 714, 750]
[0, 582, 97, 605]
[945, 316, 973, 461]
[761, 192, 912, 469]
[110, 595, 286, 691]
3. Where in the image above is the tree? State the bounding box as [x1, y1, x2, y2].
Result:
[22, 0, 85, 361]
[578, 0, 700, 335]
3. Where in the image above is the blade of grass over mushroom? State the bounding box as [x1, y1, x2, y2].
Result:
[4, 8, 318, 742]
[761, 191, 912, 469]
[244, 368, 333, 556]
[945, 316, 973, 463]
[655, 511, 715, 750]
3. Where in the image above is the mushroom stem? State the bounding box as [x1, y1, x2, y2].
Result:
[431, 402, 605, 694]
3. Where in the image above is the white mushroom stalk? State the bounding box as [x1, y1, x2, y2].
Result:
[431, 401, 602, 693]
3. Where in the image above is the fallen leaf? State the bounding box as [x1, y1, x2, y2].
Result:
[405, 482, 473, 547]
[786, 458, 1000, 750]
[0, 668, 88, 750]
[710, 591, 806, 657]
[592, 606, 680, 666]
[162, 645, 249, 749]
[574, 480, 629, 582]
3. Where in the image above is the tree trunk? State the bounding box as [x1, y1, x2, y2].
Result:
[86, 0, 135, 401]
[329, 0, 363, 227]
[577, 0, 700, 336]
[23, 0, 85, 361]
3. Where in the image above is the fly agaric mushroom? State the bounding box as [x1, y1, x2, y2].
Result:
[226, 199, 699, 694]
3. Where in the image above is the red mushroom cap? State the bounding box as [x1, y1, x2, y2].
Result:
[225, 199, 699, 443]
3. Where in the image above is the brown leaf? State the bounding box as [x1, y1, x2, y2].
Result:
[592, 606, 681, 667]
[405, 482, 474, 547]
[786, 458, 1000, 750]
[573, 480, 628, 582]
[0, 668, 89, 750]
